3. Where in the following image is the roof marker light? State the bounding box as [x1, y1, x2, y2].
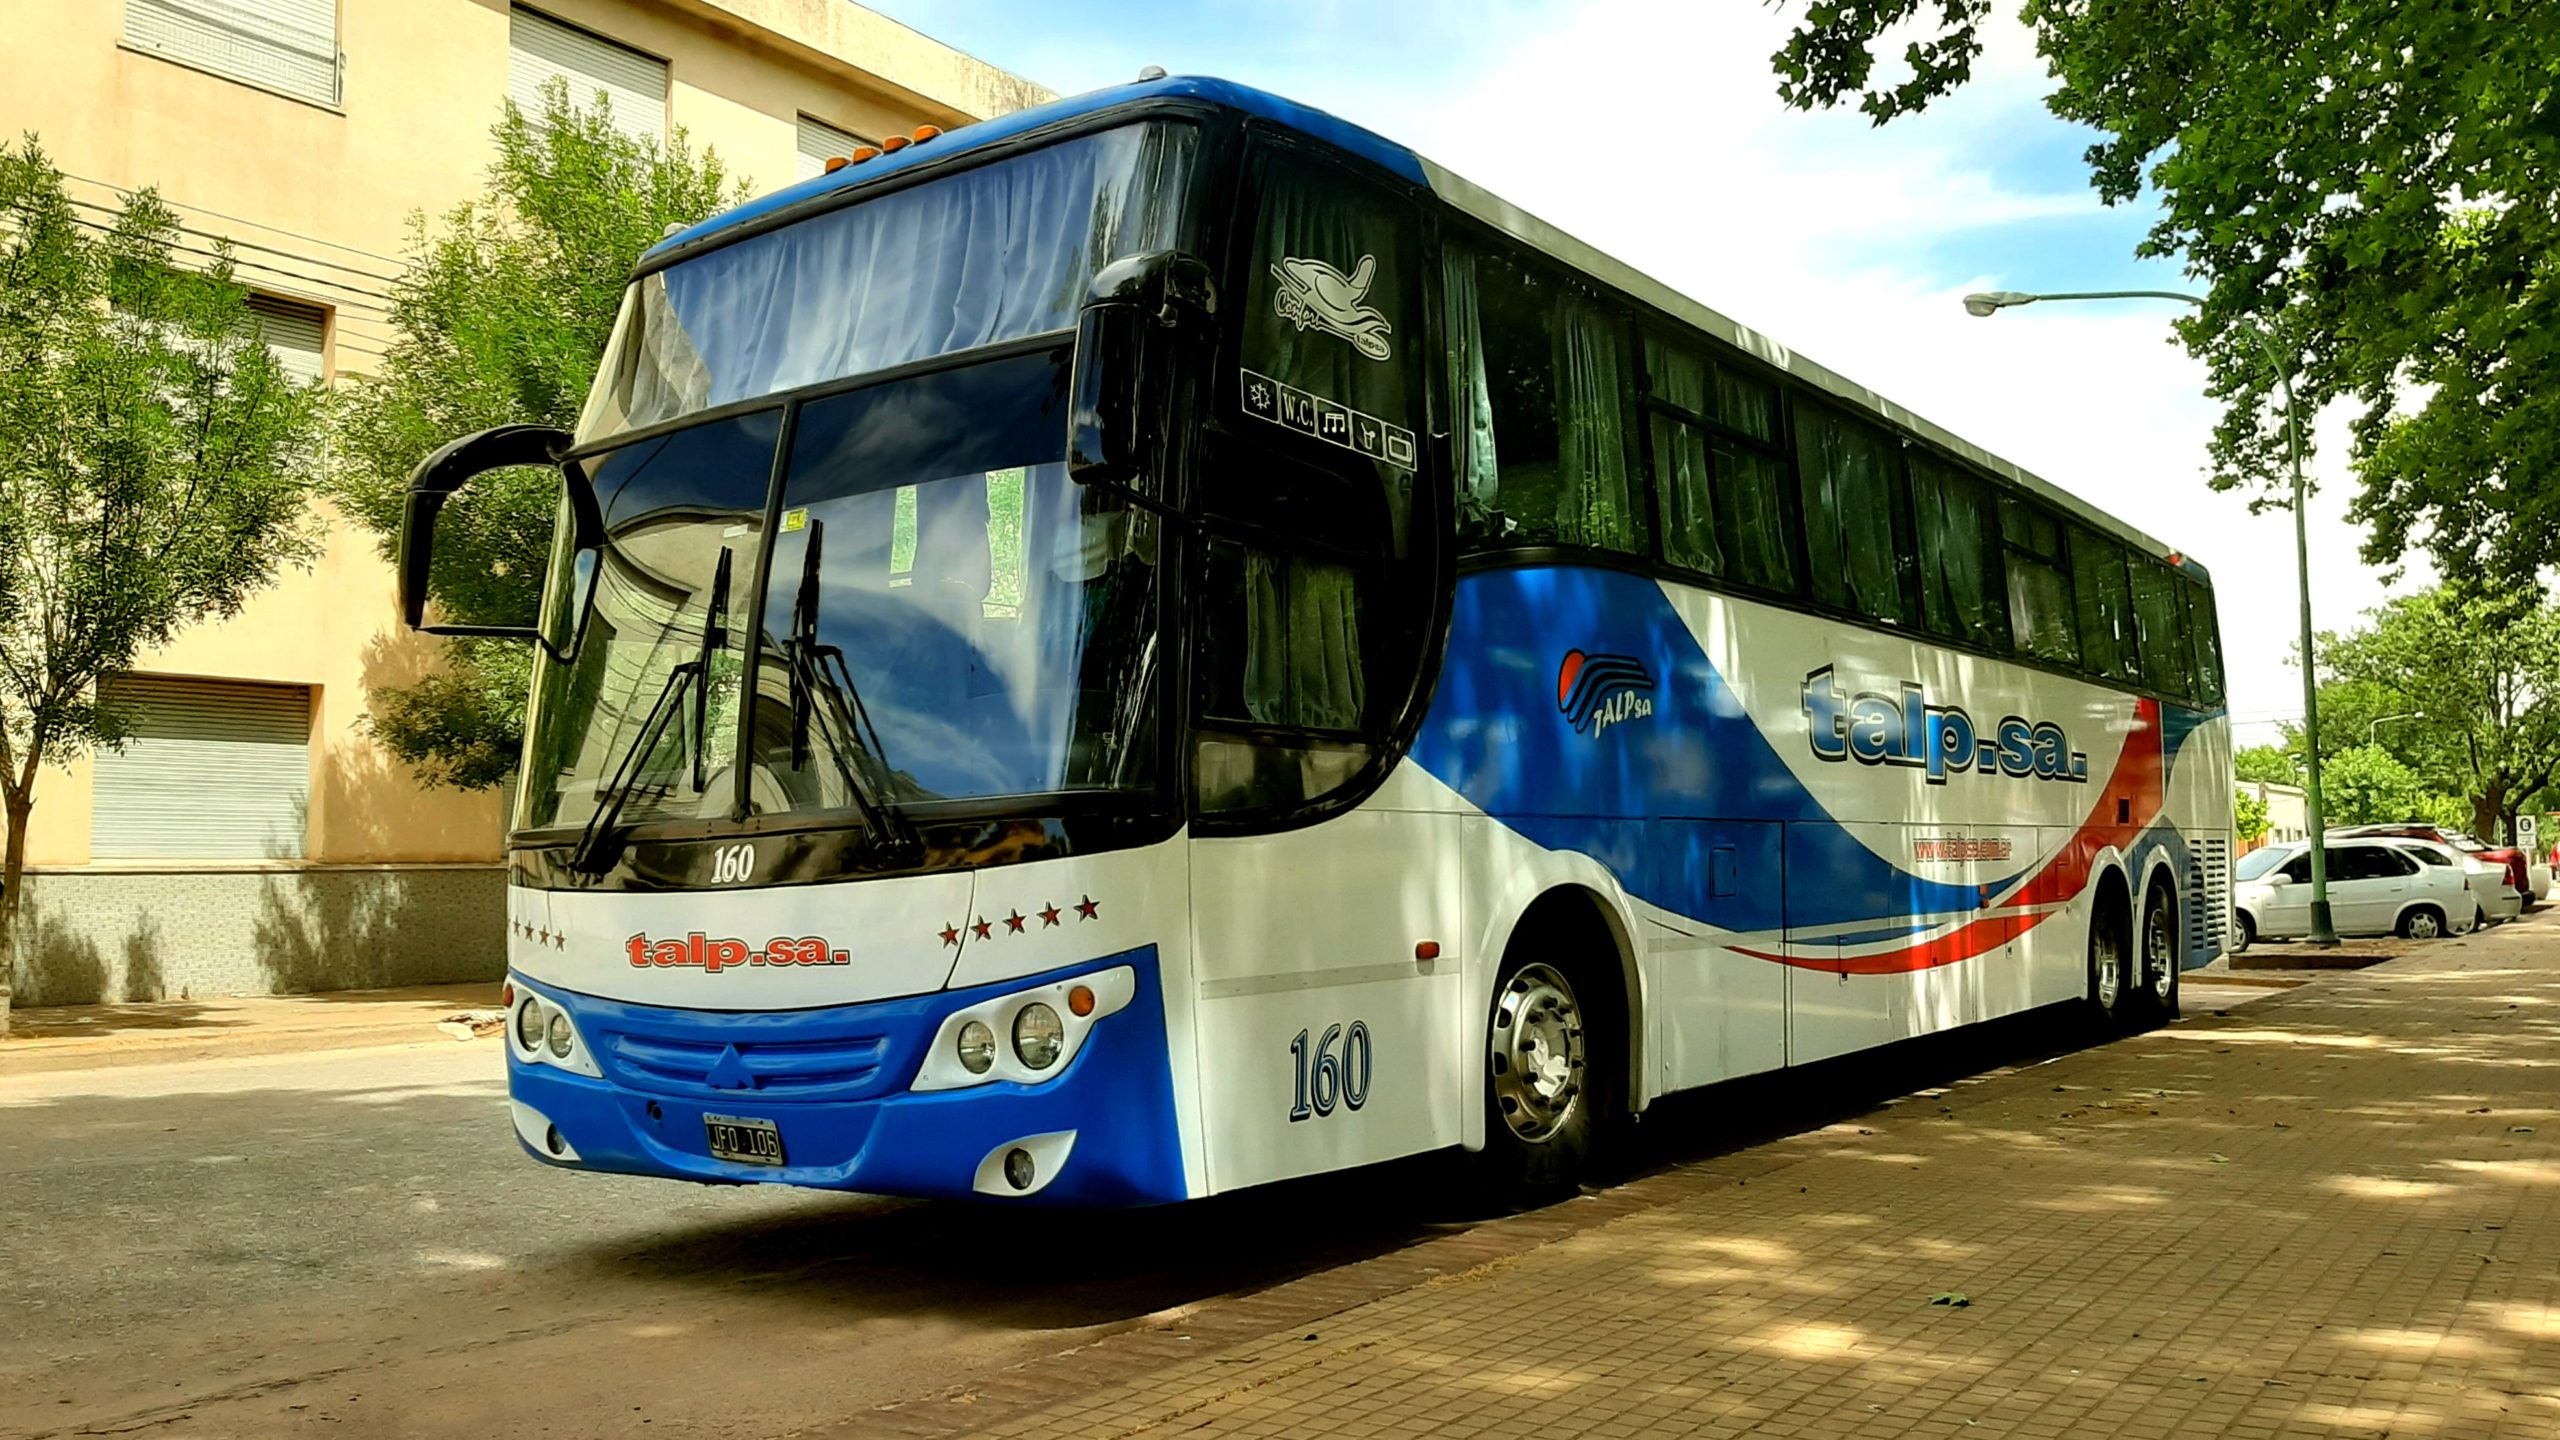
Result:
[911, 125, 941, 143]
[823, 156, 849, 174]
[880, 134, 910, 153]
[849, 145, 882, 164]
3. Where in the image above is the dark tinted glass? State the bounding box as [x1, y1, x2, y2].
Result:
[1796, 403, 1915, 625]
[2130, 557, 2192, 698]
[2071, 531, 2137, 682]
[1999, 497, 2077, 664]
[1911, 453, 2008, 650]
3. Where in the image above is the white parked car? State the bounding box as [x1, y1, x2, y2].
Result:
[2231, 838, 2476, 947]
[2388, 838, 2516, 929]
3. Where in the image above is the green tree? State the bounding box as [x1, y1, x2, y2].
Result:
[2317, 744, 2427, 827]
[2312, 588, 2560, 841]
[331, 84, 744, 790]
[2234, 787, 2270, 846]
[1769, 1, 2560, 583]
[2234, 745, 2297, 787]
[0, 137, 321, 1026]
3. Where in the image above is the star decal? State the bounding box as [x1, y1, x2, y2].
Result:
[554, 931, 566, 950]
[536, 927, 551, 946]
[1074, 894, 1100, 921]
[971, 917, 994, 941]
[939, 922, 962, 948]
[1004, 910, 1027, 933]
[1039, 903, 1062, 928]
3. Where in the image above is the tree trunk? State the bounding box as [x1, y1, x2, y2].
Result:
[2472, 782, 2509, 845]
[0, 789, 26, 1039]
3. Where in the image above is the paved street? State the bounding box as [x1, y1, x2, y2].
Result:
[0, 1041, 1460, 1439]
[2, 924, 2553, 1439]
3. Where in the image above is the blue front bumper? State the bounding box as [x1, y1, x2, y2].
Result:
[509, 946, 1185, 1206]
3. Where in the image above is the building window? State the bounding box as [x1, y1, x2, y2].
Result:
[796, 114, 866, 180]
[124, 0, 340, 107]
[91, 675, 312, 860]
[247, 295, 328, 386]
[508, 6, 667, 147]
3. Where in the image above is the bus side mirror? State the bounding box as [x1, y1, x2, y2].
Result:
[1069, 251, 1217, 497]
[398, 423, 595, 661]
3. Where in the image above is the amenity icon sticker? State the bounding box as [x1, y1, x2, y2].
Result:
[1241, 368, 1415, 473]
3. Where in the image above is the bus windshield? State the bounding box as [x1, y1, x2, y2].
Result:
[520, 348, 1161, 833]
[576, 121, 1197, 445]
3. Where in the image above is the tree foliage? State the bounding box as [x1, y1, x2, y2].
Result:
[331, 85, 744, 789]
[0, 136, 321, 977]
[2234, 744, 2297, 787]
[2309, 587, 2560, 841]
[2233, 786, 2270, 846]
[1769, 0, 2560, 582]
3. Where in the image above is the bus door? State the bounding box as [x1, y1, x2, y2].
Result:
[1182, 136, 1455, 1192]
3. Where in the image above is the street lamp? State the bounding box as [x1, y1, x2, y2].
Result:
[2369, 711, 2423, 745]
[1964, 287, 2338, 947]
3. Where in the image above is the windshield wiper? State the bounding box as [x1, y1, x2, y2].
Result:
[568, 547, 733, 876]
[567, 660, 696, 876]
[787, 519, 924, 863]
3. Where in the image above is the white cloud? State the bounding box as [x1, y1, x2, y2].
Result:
[1291, 0, 2422, 740]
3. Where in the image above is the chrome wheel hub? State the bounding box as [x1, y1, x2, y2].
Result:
[1491, 964, 1585, 1143]
[2095, 927, 2124, 1010]
[2144, 899, 2176, 999]
[2408, 911, 2441, 939]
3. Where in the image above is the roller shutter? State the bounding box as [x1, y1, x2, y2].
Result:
[508, 6, 667, 146]
[796, 114, 862, 180]
[91, 676, 311, 860]
[248, 296, 327, 386]
[123, 0, 339, 107]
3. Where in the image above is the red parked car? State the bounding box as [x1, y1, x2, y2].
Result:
[2334, 824, 2531, 907]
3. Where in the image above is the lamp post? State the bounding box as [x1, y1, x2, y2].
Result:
[2369, 711, 2423, 745]
[1963, 288, 2338, 947]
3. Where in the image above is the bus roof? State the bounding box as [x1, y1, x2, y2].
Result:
[649, 75, 2197, 577]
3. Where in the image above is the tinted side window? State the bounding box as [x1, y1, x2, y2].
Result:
[2182, 575, 2225, 705]
[1910, 453, 2009, 651]
[2280, 854, 2311, 883]
[1641, 331, 1796, 593]
[2129, 557, 2192, 699]
[1795, 402, 1916, 626]
[2071, 530, 2137, 683]
[2000, 497, 2079, 664]
[1448, 242, 1643, 554]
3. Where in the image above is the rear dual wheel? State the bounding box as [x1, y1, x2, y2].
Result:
[2089, 880, 2179, 1033]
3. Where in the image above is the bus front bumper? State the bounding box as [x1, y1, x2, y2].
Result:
[504, 947, 1185, 1206]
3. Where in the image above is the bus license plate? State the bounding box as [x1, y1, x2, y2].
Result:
[704, 1114, 785, 1166]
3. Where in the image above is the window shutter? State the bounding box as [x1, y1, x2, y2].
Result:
[247, 296, 327, 386]
[92, 676, 312, 860]
[796, 114, 863, 181]
[124, 0, 339, 106]
[509, 6, 668, 147]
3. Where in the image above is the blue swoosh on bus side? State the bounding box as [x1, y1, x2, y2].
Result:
[1800, 665, 2087, 783]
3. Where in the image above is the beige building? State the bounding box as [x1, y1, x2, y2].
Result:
[2, 0, 1047, 1005]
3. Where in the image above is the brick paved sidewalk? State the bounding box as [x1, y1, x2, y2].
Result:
[901, 922, 2560, 1440]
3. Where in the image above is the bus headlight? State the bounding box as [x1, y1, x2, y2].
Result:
[516, 998, 546, 1051]
[546, 1008, 576, 1058]
[956, 1020, 997, 1074]
[1012, 1003, 1064, 1070]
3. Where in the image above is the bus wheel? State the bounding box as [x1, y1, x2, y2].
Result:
[2134, 882, 2180, 1026]
[1477, 951, 1612, 1204]
[2086, 887, 2133, 1034]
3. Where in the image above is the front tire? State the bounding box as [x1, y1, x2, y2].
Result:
[2232, 911, 2256, 954]
[1474, 947, 1619, 1205]
[2398, 905, 2445, 940]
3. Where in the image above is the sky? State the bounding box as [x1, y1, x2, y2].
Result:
[868, 0, 2419, 747]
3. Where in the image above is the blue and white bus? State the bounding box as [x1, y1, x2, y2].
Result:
[399, 76, 2232, 1206]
